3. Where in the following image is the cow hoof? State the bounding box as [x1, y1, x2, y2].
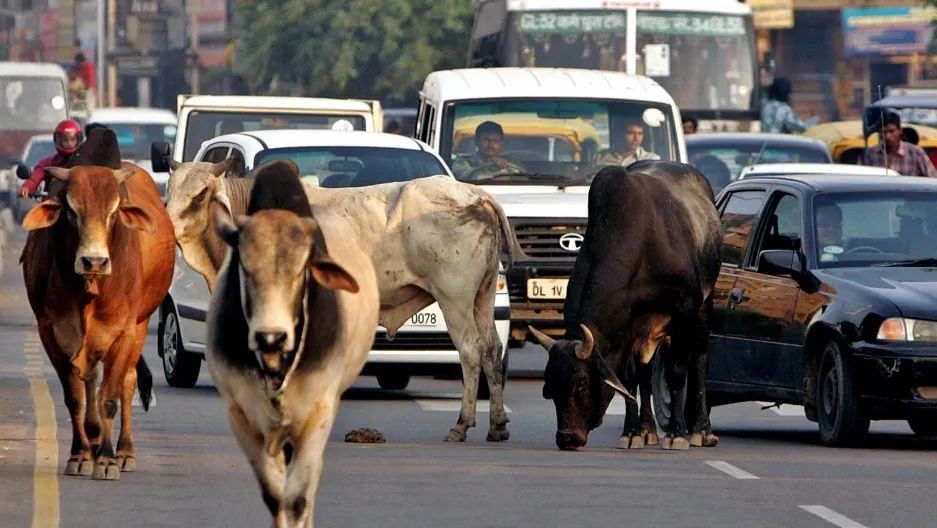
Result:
[689, 433, 703, 447]
[617, 435, 645, 449]
[645, 431, 659, 446]
[486, 429, 510, 442]
[661, 436, 690, 451]
[702, 432, 720, 447]
[445, 429, 467, 443]
[92, 460, 121, 481]
[118, 455, 137, 472]
[65, 457, 94, 476]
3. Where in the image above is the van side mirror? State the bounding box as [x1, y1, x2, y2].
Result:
[15, 163, 30, 180]
[151, 141, 171, 173]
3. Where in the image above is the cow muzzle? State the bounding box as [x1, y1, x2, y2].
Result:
[76, 254, 111, 276]
[555, 430, 587, 451]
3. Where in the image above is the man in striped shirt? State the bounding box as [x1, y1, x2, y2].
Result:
[863, 112, 937, 178]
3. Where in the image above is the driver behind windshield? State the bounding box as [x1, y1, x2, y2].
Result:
[452, 121, 523, 180]
[816, 202, 844, 262]
[596, 120, 661, 168]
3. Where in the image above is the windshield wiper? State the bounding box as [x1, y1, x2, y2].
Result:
[879, 258, 937, 267]
[471, 172, 566, 184]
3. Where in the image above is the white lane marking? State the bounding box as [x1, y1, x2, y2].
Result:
[757, 401, 806, 417]
[416, 400, 511, 413]
[704, 460, 759, 480]
[799, 505, 869, 528]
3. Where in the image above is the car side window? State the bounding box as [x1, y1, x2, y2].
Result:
[227, 148, 246, 178]
[202, 146, 229, 164]
[719, 190, 767, 267]
[750, 193, 802, 265]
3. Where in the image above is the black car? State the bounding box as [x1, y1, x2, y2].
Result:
[708, 173, 937, 446]
[687, 133, 832, 194]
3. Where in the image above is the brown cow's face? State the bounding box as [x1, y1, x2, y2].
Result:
[531, 325, 635, 450]
[21, 166, 155, 277]
[165, 159, 232, 243]
[216, 210, 359, 385]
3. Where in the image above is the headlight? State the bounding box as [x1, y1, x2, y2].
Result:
[496, 273, 507, 293]
[877, 317, 937, 341]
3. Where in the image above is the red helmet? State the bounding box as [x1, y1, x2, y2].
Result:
[53, 119, 83, 156]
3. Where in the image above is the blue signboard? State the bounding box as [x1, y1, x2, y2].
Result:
[843, 7, 936, 57]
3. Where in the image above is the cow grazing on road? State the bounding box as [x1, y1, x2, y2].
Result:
[531, 161, 721, 451]
[206, 165, 379, 527]
[167, 159, 512, 442]
[20, 156, 175, 479]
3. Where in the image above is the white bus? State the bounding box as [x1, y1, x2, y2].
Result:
[468, 0, 759, 130]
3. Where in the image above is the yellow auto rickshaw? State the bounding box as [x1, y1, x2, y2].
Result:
[801, 120, 937, 165]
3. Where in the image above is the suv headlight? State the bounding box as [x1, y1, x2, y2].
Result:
[877, 317, 937, 341]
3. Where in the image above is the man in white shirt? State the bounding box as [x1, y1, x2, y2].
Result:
[596, 120, 660, 167]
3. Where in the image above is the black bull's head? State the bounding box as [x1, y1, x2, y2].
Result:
[530, 325, 635, 450]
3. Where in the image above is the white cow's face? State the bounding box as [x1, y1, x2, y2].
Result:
[165, 159, 232, 243]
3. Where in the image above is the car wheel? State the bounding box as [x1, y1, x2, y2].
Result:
[477, 350, 510, 400]
[376, 371, 410, 391]
[907, 417, 937, 436]
[159, 307, 201, 388]
[816, 341, 869, 446]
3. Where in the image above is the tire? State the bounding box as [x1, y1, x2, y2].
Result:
[159, 307, 201, 388]
[816, 341, 869, 446]
[376, 371, 410, 391]
[907, 417, 937, 436]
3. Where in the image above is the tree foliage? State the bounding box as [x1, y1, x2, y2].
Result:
[236, 0, 475, 105]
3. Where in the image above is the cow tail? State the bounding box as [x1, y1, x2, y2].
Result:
[490, 197, 515, 272]
[136, 356, 154, 412]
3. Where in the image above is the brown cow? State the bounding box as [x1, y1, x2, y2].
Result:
[20, 162, 175, 480]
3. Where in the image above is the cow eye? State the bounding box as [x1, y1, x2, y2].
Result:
[192, 189, 208, 203]
[576, 378, 588, 390]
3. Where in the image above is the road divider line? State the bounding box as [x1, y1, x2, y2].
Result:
[24, 333, 59, 528]
[415, 400, 511, 413]
[799, 505, 869, 528]
[704, 460, 759, 479]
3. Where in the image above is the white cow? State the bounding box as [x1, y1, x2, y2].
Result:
[168, 159, 512, 442]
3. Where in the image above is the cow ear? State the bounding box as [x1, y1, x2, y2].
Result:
[118, 202, 156, 233]
[574, 324, 594, 360]
[112, 168, 136, 185]
[211, 186, 233, 219]
[214, 210, 242, 247]
[528, 325, 556, 351]
[310, 255, 359, 293]
[169, 159, 181, 171]
[22, 200, 62, 230]
[594, 353, 636, 402]
[211, 158, 234, 176]
[44, 167, 70, 182]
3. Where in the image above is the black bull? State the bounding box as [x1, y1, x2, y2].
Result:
[531, 161, 722, 450]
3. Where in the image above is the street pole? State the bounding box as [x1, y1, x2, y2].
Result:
[107, 0, 117, 106]
[189, 0, 199, 94]
[96, 0, 105, 106]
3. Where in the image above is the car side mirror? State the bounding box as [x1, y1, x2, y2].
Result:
[151, 141, 171, 173]
[757, 249, 803, 279]
[15, 163, 30, 180]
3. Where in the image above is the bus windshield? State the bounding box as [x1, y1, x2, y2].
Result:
[0, 77, 68, 131]
[501, 10, 756, 114]
[441, 98, 678, 185]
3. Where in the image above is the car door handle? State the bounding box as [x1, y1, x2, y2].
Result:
[729, 287, 744, 305]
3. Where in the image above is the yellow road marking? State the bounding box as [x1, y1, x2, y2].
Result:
[24, 333, 59, 528]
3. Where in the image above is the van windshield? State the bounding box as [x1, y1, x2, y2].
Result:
[0, 78, 68, 131]
[182, 111, 367, 161]
[441, 99, 678, 185]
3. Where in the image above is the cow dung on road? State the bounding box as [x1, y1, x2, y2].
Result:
[345, 428, 386, 443]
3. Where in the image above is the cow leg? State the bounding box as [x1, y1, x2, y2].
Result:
[660, 322, 690, 451]
[45, 341, 95, 476]
[84, 364, 102, 454]
[617, 367, 644, 449]
[279, 398, 339, 528]
[479, 321, 509, 442]
[637, 362, 659, 446]
[116, 321, 148, 472]
[92, 338, 136, 480]
[686, 314, 718, 448]
[227, 401, 285, 519]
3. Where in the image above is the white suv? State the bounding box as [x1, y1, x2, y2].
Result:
[159, 130, 511, 391]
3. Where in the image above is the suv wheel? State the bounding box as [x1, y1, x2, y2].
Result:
[816, 341, 869, 446]
[908, 417, 937, 436]
[376, 371, 410, 391]
[159, 307, 201, 388]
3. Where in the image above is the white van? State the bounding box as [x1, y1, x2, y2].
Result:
[416, 67, 684, 341]
[151, 95, 383, 172]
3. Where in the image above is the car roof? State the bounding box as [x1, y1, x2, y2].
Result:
[738, 163, 899, 179]
[726, 173, 937, 192]
[87, 107, 177, 125]
[179, 95, 375, 113]
[421, 67, 676, 106]
[686, 132, 828, 150]
[209, 130, 430, 151]
[0, 61, 67, 79]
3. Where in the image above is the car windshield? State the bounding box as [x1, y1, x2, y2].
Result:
[24, 138, 55, 168]
[105, 123, 177, 160]
[0, 77, 68, 130]
[183, 111, 368, 161]
[254, 146, 448, 188]
[689, 141, 831, 188]
[442, 99, 677, 185]
[815, 191, 937, 267]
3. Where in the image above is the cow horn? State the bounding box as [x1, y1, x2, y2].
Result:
[211, 158, 234, 176]
[574, 324, 594, 360]
[44, 167, 70, 181]
[528, 325, 556, 350]
[169, 159, 181, 171]
[595, 354, 636, 402]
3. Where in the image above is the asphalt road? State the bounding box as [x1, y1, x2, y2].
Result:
[2, 229, 936, 528]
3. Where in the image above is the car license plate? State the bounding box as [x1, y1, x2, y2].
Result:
[527, 278, 569, 300]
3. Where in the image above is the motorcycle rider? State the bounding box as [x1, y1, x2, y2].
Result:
[18, 119, 83, 198]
